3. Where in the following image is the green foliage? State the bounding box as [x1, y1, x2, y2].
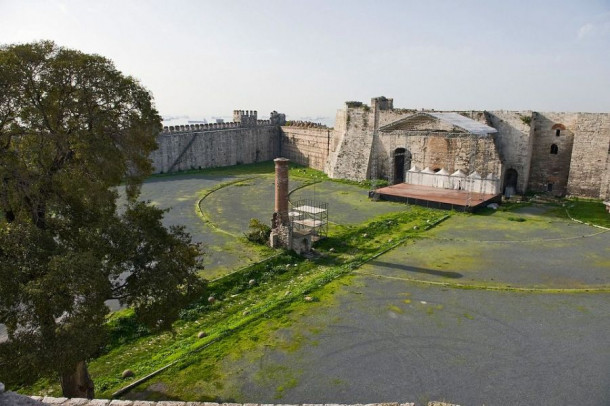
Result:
[0, 41, 204, 395]
[105, 309, 150, 348]
[520, 115, 532, 126]
[244, 218, 271, 245]
[564, 198, 610, 228]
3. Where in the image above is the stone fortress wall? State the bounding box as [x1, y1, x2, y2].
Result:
[280, 124, 332, 172]
[327, 97, 610, 199]
[151, 111, 281, 173]
[151, 99, 610, 200]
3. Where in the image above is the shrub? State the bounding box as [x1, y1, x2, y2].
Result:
[245, 218, 271, 244]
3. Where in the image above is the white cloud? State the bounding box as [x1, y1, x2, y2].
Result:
[577, 13, 610, 39]
[578, 23, 594, 39]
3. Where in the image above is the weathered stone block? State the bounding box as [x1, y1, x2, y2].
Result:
[86, 400, 111, 406]
[133, 401, 158, 406]
[63, 399, 91, 406]
[109, 400, 134, 406]
[42, 396, 69, 404]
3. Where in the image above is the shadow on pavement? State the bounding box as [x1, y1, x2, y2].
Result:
[368, 260, 464, 279]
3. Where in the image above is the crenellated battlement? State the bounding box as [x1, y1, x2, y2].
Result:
[163, 122, 242, 133]
[162, 117, 276, 134]
[283, 120, 328, 129]
[160, 109, 284, 134]
[233, 109, 258, 127]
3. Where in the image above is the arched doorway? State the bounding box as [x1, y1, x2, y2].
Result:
[504, 168, 518, 197]
[394, 148, 406, 184]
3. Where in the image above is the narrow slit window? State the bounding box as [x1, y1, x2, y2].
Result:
[556, 129, 561, 137]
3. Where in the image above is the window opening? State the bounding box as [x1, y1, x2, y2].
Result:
[550, 144, 558, 155]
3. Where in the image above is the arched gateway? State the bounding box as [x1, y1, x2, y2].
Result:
[504, 168, 518, 197]
[393, 148, 409, 184]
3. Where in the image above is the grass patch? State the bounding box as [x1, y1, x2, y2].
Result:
[150, 160, 329, 183]
[24, 206, 443, 400]
[332, 177, 389, 190]
[563, 198, 610, 228]
[151, 161, 276, 178]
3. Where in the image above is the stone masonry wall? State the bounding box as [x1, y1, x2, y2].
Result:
[485, 111, 533, 195]
[326, 105, 375, 181]
[151, 125, 279, 174]
[602, 151, 610, 200]
[328, 98, 609, 199]
[528, 112, 576, 196]
[564, 113, 610, 198]
[375, 132, 501, 185]
[280, 126, 332, 172]
[328, 99, 416, 181]
[148, 100, 608, 200]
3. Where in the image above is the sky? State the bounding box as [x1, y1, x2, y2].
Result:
[1, 0, 610, 126]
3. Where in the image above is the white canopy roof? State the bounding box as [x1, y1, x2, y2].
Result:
[408, 165, 421, 172]
[451, 169, 467, 177]
[421, 167, 435, 174]
[436, 168, 450, 175]
[468, 171, 482, 178]
[427, 112, 498, 135]
[380, 112, 498, 136]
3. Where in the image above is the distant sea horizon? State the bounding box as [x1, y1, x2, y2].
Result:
[162, 115, 335, 128]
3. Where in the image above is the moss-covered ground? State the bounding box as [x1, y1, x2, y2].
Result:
[23, 162, 610, 403]
[24, 162, 443, 399]
[85, 207, 442, 400]
[361, 208, 610, 290]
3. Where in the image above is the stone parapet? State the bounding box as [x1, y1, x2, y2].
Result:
[23, 399, 463, 406]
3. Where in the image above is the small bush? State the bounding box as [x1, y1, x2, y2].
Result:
[245, 218, 271, 245]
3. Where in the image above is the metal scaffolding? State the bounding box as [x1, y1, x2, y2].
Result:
[289, 199, 328, 240]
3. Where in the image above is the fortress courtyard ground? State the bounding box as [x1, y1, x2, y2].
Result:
[112, 168, 609, 406]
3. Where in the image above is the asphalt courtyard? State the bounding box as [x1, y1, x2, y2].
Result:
[225, 206, 610, 406]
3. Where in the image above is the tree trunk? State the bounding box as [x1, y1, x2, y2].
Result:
[60, 360, 94, 399]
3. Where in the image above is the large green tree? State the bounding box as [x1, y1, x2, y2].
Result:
[0, 41, 204, 398]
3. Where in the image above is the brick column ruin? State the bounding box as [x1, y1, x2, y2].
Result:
[270, 158, 291, 248]
[274, 158, 290, 225]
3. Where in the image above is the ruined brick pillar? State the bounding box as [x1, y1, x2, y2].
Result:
[274, 157, 290, 226]
[270, 158, 291, 248]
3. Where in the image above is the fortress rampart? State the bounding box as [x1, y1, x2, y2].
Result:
[151, 100, 610, 200]
[280, 125, 332, 171]
[327, 97, 610, 200]
[151, 110, 284, 173]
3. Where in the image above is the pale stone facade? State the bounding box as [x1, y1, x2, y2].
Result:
[327, 97, 610, 199]
[150, 99, 609, 200]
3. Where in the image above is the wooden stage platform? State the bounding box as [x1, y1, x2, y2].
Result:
[373, 183, 502, 212]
